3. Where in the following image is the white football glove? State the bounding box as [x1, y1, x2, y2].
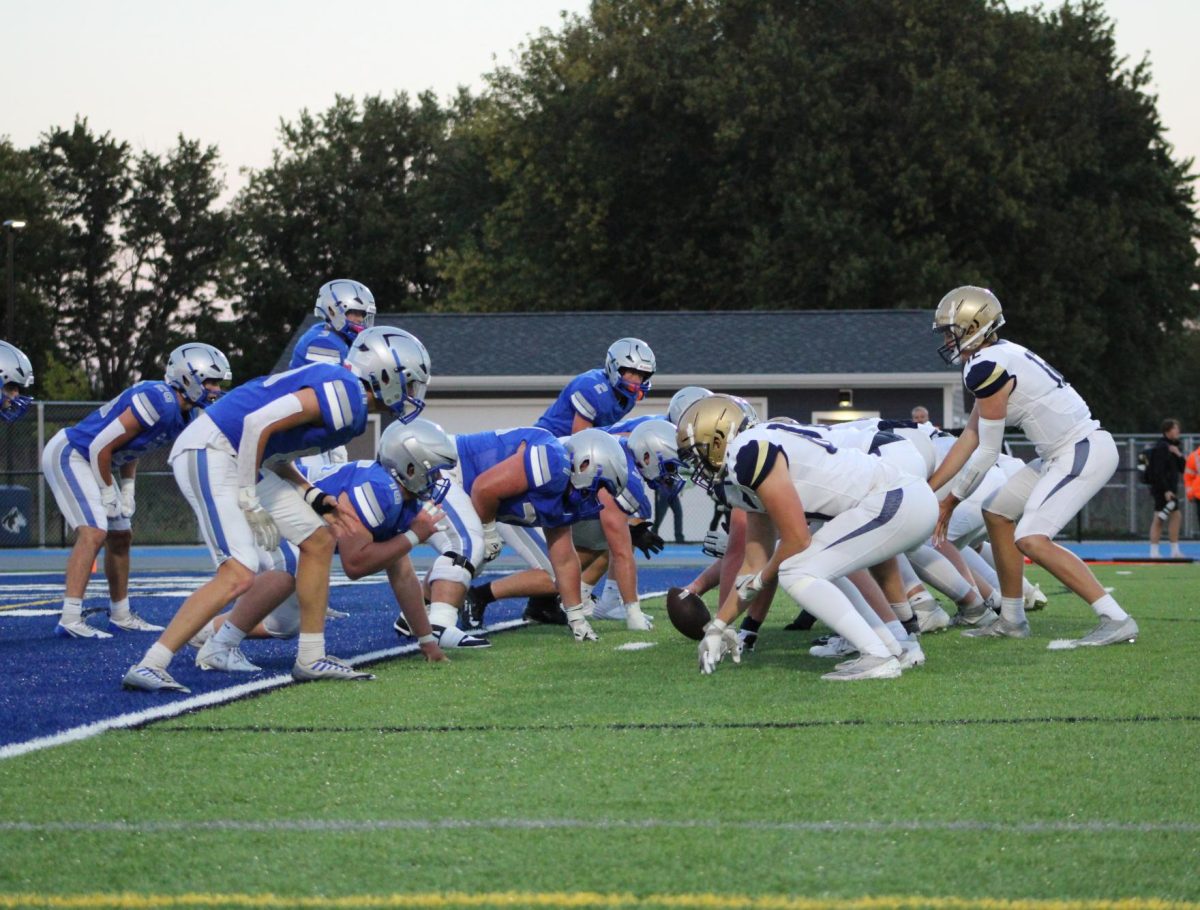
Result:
[625, 603, 653, 631]
[698, 619, 741, 674]
[482, 522, 504, 563]
[564, 604, 598, 642]
[118, 478, 136, 519]
[735, 572, 764, 606]
[702, 527, 728, 558]
[100, 484, 121, 520]
[238, 486, 280, 551]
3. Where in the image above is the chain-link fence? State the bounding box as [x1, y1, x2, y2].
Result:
[0, 402, 1195, 546]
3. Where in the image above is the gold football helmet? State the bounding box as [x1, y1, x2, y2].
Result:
[933, 286, 1005, 364]
[675, 395, 750, 490]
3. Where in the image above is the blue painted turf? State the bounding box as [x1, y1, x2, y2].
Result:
[0, 566, 699, 751]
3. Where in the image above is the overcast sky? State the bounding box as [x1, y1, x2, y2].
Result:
[5, 0, 1198, 196]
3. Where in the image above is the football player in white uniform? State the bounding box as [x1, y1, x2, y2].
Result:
[927, 286, 1135, 647]
[678, 397, 938, 681]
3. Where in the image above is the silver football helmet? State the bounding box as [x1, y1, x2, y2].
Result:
[728, 394, 760, 427]
[667, 386, 712, 425]
[933, 285, 1005, 364]
[165, 343, 232, 407]
[627, 419, 685, 497]
[604, 337, 656, 399]
[378, 417, 457, 504]
[564, 428, 629, 499]
[0, 340, 34, 423]
[346, 326, 431, 423]
[314, 279, 377, 340]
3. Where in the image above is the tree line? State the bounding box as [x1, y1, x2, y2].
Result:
[1, 0, 1196, 430]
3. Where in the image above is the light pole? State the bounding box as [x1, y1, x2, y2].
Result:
[3, 219, 27, 341]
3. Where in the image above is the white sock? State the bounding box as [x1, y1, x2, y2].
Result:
[1149, 543, 1160, 558]
[962, 546, 1001, 590]
[141, 642, 175, 670]
[110, 597, 131, 620]
[428, 602, 457, 628]
[826, 576, 895, 658]
[958, 589, 984, 610]
[1000, 596, 1026, 625]
[909, 591, 936, 614]
[1090, 594, 1129, 622]
[211, 620, 247, 648]
[580, 581, 594, 602]
[891, 598, 915, 621]
[298, 632, 325, 664]
[886, 619, 910, 642]
[1170, 544, 1183, 558]
[61, 597, 83, 624]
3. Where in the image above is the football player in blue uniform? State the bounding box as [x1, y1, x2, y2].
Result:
[928, 286, 1135, 647]
[536, 338, 655, 435]
[41, 343, 231, 639]
[123, 326, 431, 693]
[191, 419, 461, 671]
[0, 341, 34, 423]
[409, 426, 628, 643]
[291, 279, 377, 368]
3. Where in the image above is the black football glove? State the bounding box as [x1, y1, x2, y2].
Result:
[630, 523, 665, 558]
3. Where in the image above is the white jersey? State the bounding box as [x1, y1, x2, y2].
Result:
[962, 340, 1098, 459]
[722, 424, 899, 520]
[931, 433, 1025, 501]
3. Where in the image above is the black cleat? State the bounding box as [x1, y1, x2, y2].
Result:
[523, 594, 567, 625]
[901, 615, 922, 637]
[393, 614, 413, 638]
[784, 610, 817, 631]
[461, 586, 489, 630]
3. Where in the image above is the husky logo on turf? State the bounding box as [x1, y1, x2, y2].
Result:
[2, 506, 27, 535]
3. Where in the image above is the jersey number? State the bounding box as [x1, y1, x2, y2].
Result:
[1023, 351, 1064, 389]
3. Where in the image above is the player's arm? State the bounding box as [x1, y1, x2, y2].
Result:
[927, 403, 980, 492]
[714, 509, 777, 624]
[235, 388, 325, 494]
[545, 524, 584, 607]
[86, 408, 143, 490]
[597, 488, 638, 603]
[570, 412, 594, 433]
[469, 448, 530, 523]
[385, 557, 447, 662]
[334, 492, 443, 580]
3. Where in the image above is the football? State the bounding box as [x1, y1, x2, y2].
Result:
[665, 586, 711, 641]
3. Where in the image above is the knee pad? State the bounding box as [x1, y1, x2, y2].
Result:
[263, 594, 300, 639]
[428, 551, 477, 587]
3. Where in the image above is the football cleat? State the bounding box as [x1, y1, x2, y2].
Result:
[821, 654, 902, 681]
[122, 664, 190, 693]
[55, 619, 113, 640]
[462, 586, 489, 629]
[326, 606, 351, 620]
[951, 601, 998, 628]
[898, 639, 926, 669]
[524, 595, 567, 625]
[109, 611, 165, 632]
[433, 624, 491, 649]
[914, 603, 952, 633]
[962, 617, 1030, 638]
[188, 621, 216, 650]
[1072, 616, 1138, 647]
[195, 639, 262, 672]
[393, 613, 414, 638]
[783, 610, 817, 631]
[901, 615, 922, 637]
[1024, 583, 1049, 611]
[737, 628, 758, 654]
[292, 655, 375, 682]
[809, 636, 857, 659]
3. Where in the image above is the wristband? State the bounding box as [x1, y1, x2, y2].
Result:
[403, 529, 421, 548]
[418, 633, 437, 645]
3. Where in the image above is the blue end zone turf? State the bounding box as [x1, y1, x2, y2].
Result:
[0, 566, 700, 757]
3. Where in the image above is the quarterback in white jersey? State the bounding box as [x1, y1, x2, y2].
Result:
[927, 286, 1135, 648]
[677, 398, 938, 681]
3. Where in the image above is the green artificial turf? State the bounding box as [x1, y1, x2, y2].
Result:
[0, 565, 1197, 908]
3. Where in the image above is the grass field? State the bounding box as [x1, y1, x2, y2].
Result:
[0, 564, 1197, 909]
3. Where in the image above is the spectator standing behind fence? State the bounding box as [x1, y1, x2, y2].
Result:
[1148, 419, 1186, 559]
[652, 485, 685, 543]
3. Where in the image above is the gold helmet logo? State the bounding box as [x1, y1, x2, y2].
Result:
[675, 395, 748, 490]
[933, 285, 1005, 364]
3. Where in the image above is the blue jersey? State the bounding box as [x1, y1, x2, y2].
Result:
[535, 369, 636, 436]
[614, 439, 652, 519]
[207, 363, 368, 463]
[456, 427, 589, 529]
[608, 412, 667, 435]
[65, 381, 187, 467]
[300, 460, 420, 543]
[289, 323, 350, 368]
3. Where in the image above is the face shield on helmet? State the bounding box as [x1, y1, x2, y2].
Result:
[675, 395, 749, 492]
[315, 279, 377, 343]
[604, 337, 656, 401]
[346, 326, 431, 423]
[933, 286, 1005, 365]
[667, 386, 712, 425]
[627, 419, 685, 498]
[0, 341, 34, 423]
[377, 418, 457, 505]
[563, 428, 629, 515]
[165, 343, 232, 408]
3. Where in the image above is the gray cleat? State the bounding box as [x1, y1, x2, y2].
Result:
[122, 664, 191, 694]
[292, 655, 375, 682]
[952, 602, 998, 628]
[1073, 616, 1138, 647]
[195, 639, 262, 672]
[962, 617, 1031, 639]
[821, 654, 902, 681]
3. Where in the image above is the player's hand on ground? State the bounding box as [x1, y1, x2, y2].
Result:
[625, 604, 653, 631]
[420, 640, 449, 663]
[698, 619, 739, 674]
